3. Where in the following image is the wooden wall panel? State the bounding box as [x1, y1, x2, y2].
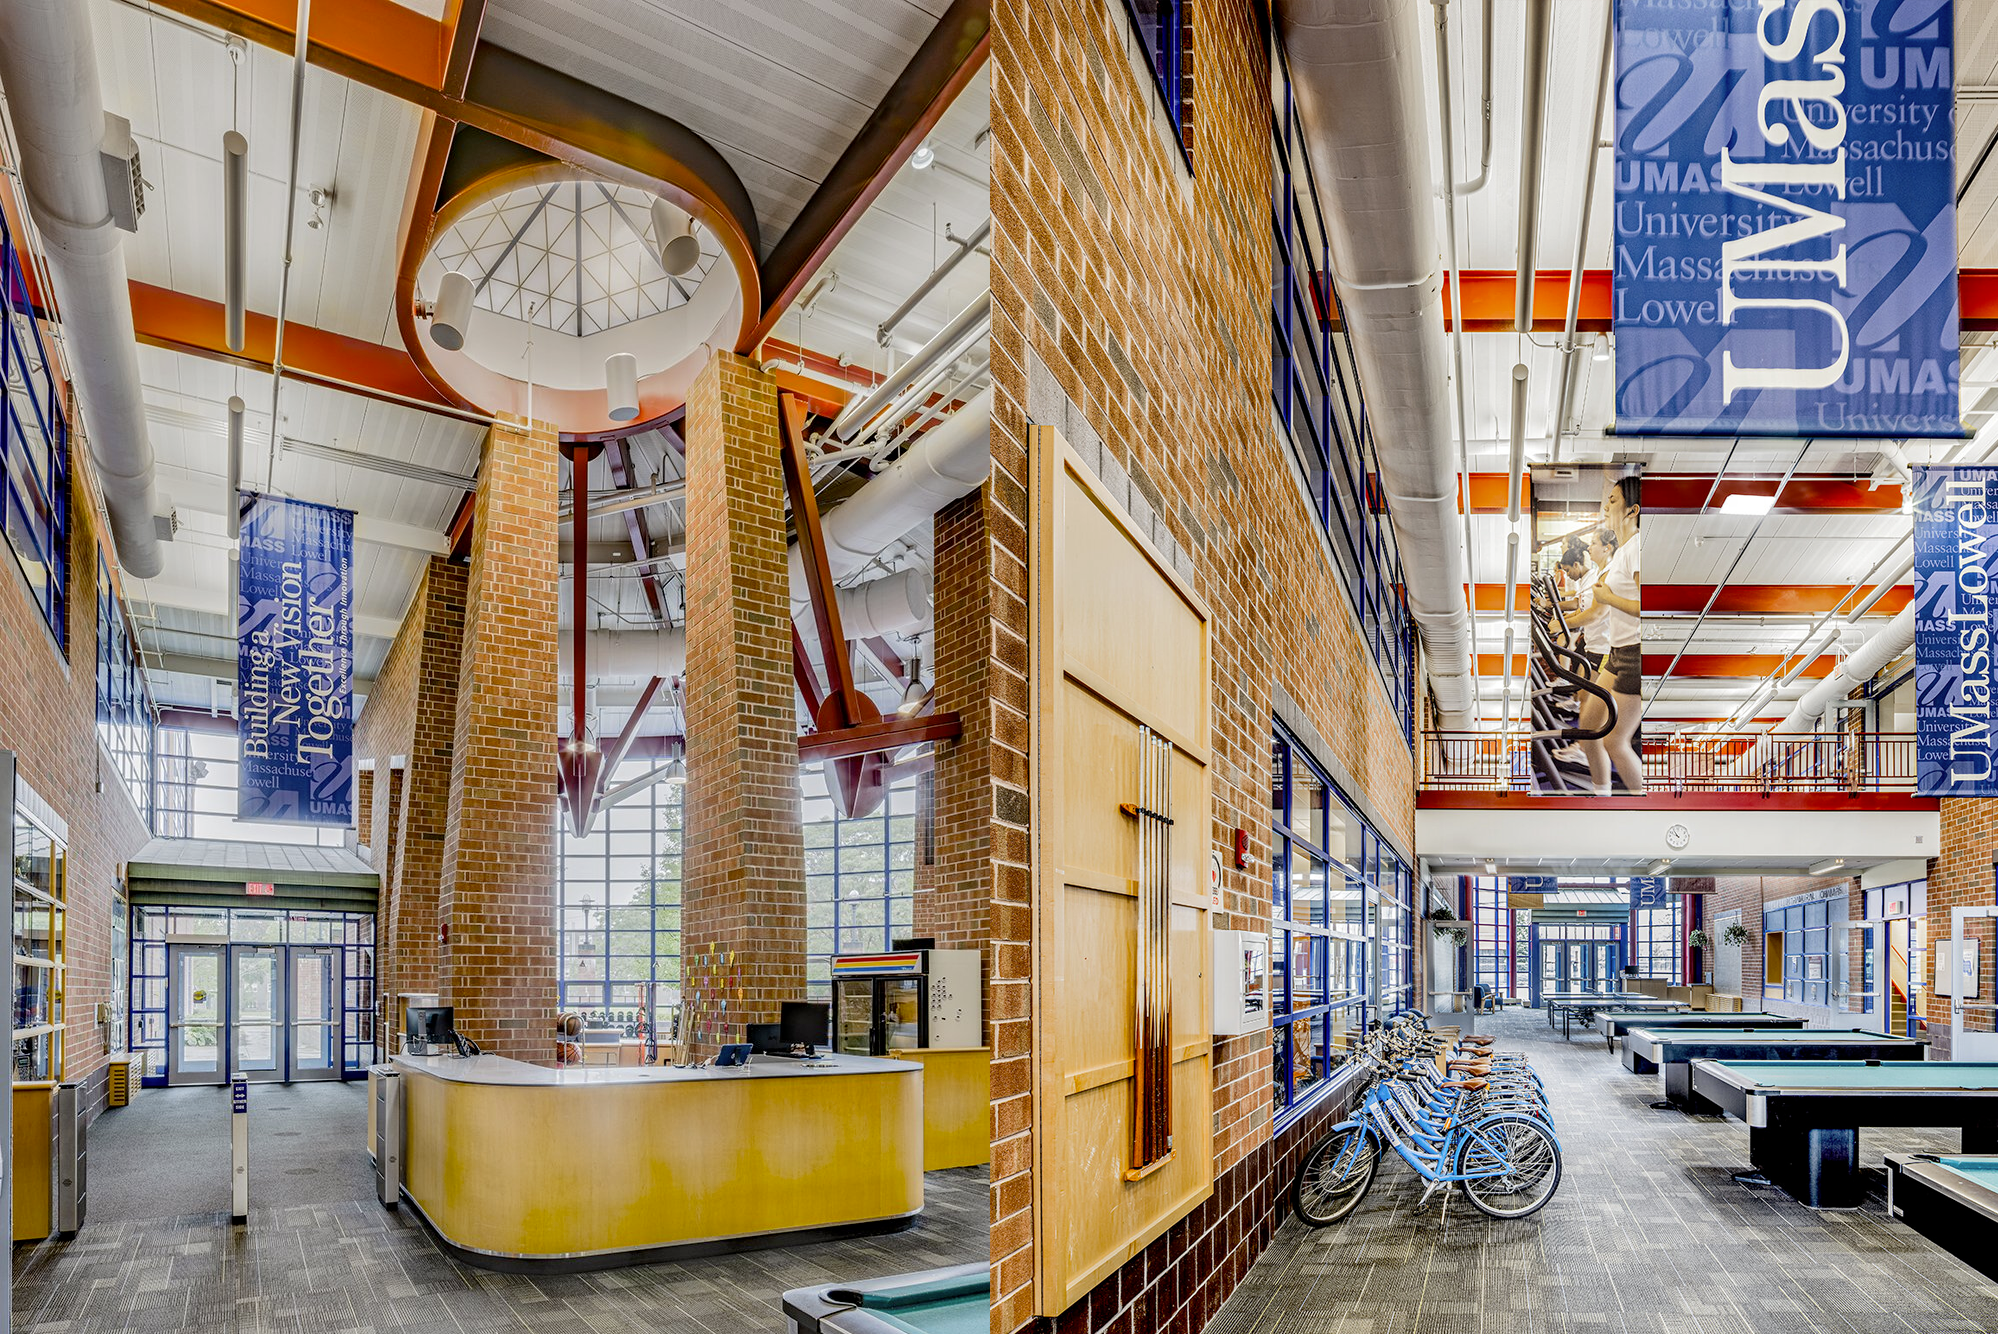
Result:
[1031, 425, 1215, 1313]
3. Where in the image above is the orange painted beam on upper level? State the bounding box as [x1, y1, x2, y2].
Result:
[1472, 583, 1911, 616]
[1643, 476, 1904, 514]
[1336, 269, 1998, 333]
[1475, 653, 1837, 678]
[1461, 472, 1531, 513]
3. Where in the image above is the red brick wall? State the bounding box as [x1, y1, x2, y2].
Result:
[681, 353, 806, 1040]
[991, 1, 1417, 1326]
[0, 467, 150, 1116]
[1926, 799, 1993, 1056]
[354, 557, 465, 1036]
[1709, 874, 1863, 1013]
[437, 418, 559, 1058]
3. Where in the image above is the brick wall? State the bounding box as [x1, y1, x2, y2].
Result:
[1925, 798, 1993, 1056]
[354, 556, 466, 1036]
[991, 0, 1418, 1326]
[0, 468, 151, 1120]
[682, 353, 806, 1039]
[917, 488, 994, 1040]
[1709, 874, 1864, 1021]
[437, 417, 559, 1058]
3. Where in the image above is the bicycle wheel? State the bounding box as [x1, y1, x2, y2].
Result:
[1292, 1126, 1380, 1227]
[1453, 1115, 1562, 1219]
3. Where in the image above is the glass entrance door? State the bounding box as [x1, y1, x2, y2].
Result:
[1834, 923, 1884, 1022]
[167, 945, 225, 1085]
[289, 948, 341, 1081]
[233, 946, 282, 1083]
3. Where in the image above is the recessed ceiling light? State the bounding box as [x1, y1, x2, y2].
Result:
[1808, 857, 1846, 876]
[910, 142, 936, 170]
[1718, 492, 1778, 516]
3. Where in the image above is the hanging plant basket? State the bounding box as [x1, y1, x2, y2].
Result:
[1688, 928, 1712, 952]
[1721, 921, 1748, 947]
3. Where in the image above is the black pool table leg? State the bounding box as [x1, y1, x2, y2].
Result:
[1661, 1061, 1719, 1112]
[1749, 1125, 1861, 1208]
[1622, 1044, 1657, 1075]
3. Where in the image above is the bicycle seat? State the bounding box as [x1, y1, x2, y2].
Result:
[1438, 1078, 1487, 1091]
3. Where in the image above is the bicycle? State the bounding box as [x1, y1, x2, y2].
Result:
[1291, 1015, 1562, 1225]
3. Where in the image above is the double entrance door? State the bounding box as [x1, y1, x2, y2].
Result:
[1536, 938, 1624, 1000]
[167, 943, 342, 1085]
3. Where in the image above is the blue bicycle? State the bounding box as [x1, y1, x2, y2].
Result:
[1292, 1015, 1562, 1224]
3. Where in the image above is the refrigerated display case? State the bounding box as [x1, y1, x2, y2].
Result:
[830, 949, 979, 1057]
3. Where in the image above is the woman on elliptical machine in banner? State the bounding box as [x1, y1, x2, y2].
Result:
[1579, 476, 1642, 796]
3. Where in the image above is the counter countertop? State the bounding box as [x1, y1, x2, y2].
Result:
[389, 1051, 918, 1087]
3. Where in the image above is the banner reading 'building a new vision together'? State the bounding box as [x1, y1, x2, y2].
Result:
[1614, 0, 1958, 437]
[236, 493, 356, 825]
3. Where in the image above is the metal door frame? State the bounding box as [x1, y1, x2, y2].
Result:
[230, 944, 285, 1084]
[1833, 920, 1886, 1021]
[286, 945, 344, 1082]
[166, 943, 229, 1086]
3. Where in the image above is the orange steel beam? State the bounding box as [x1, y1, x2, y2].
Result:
[1471, 583, 1911, 616]
[1325, 269, 1998, 332]
[746, 0, 990, 349]
[1477, 653, 1837, 678]
[797, 714, 962, 762]
[439, 0, 487, 100]
[1461, 472, 1532, 514]
[129, 281, 454, 410]
[1642, 476, 1904, 514]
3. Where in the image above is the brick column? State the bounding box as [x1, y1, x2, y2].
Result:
[916, 486, 993, 1041]
[681, 352, 805, 1046]
[438, 416, 560, 1059]
[392, 561, 465, 1030]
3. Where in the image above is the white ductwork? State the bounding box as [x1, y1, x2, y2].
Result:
[1732, 602, 1916, 773]
[789, 384, 991, 613]
[837, 569, 931, 639]
[557, 629, 685, 681]
[0, 0, 164, 577]
[1277, 0, 1476, 726]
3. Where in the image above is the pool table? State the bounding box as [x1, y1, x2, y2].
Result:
[1884, 1153, 1998, 1280]
[1598, 1011, 1806, 1060]
[782, 1262, 989, 1333]
[1543, 994, 1687, 1040]
[1690, 1060, 1998, 1209]
[1624, 1029, 1924, 1110]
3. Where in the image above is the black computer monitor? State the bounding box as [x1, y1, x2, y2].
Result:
[406, 1005, 455, 1046]
[780, 1001, 829, 1052]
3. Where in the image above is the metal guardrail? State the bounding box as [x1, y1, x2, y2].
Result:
[1422, 731, 1918, 794]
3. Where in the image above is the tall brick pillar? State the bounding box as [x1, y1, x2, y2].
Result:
[438, 416, 560, 1059]
[917, 486, 993, 1042]
[681, 352, 806, 1044]
[388, 560, 465, 1034]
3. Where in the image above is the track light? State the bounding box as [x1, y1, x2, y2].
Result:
[650, 198, 701, 277]
[1809, 857, 1846, 876]
[662, 755, 686, 786]
[1483, 860, 1496, 875]
[223, 131, 248, 354]
[1592, 337, 1610, 362]
[605, 352, 639, 422]
[429, 270, 474, 351]
[1646, 858, 1673, 876]
[897, 655, 931, 716]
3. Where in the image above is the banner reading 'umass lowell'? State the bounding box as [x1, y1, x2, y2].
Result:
[1914, 467, 1998, 796]
[1614, 0, 1958, 436]
[236, 494, 355, 824]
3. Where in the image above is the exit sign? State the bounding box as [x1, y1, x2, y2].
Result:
[245, 881, 274, 897]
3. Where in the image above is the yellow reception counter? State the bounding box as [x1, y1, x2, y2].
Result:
[387, 1051, 923, 1270]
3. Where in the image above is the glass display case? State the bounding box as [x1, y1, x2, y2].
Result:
[12, 803, 64, 1084]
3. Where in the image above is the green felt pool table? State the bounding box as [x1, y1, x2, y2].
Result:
[1691, 1060, 1998, 1208]
[1885, 1153, 1998, 1280]
[782, 1262, 989, 1334]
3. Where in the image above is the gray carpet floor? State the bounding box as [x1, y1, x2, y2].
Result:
[11, 1079, 989, 1332]
[1209, 1006, 1998, 1334]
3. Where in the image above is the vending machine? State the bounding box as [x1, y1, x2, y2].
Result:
[829, 947, 979, 1056]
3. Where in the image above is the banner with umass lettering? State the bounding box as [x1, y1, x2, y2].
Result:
[236, 493, 355, 824]
[1613, 0, 1957, 436]
[1916, 467, 1998, 795]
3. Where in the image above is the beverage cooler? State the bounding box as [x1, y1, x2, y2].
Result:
[830, 948, 979, 1056]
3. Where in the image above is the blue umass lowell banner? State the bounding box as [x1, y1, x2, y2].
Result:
[1915, 467, 1998, 795]
[1614, 0, 1958, 436]
[236, 494, 355, 824]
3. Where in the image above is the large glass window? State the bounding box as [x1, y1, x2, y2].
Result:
[97, 554, 152, 821]
[1469, 877, 1531, 1000]
[1269, 41, 1414, 741]
[803, 768, 916, 1001]
[1270, 725, 1414, 1125]
[1123, 0, 1189, 160]
[153, 725, 346, 846]
[1632, 887, 1683, 984]
[1, 205, 69, 650]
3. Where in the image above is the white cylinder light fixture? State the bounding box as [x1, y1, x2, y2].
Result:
[429, 269, 475, 351]
[223, 131, 248, 353]
[650, 198, 701, 277]
[605, 351, 640, 422]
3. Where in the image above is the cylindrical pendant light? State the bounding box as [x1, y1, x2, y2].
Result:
[650, 198, 701, 277]
[223, 131, 248, 353]
[430, 270, 474, 350]
[226, 395, 245, 538]
[605, 352, 640, 422]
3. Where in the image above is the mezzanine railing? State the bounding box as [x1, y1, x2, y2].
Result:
[1421, 731, 1919, 795]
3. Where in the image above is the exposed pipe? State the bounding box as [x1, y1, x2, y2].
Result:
[837, 570, 931, 639]
[792, 386, 992, 598]
[831, 290, 990, 442]
[1549, 5, 1613, 464]
[1730, 602, 1917, 774]
[264, 0, 311, 489]
[1514, 0, 1552, 334]
[1433, 0, 1479, 722]
[1443, 0, 1493, 196]
[0, 0, 164, 576]
[878, 218, 990, 348]
[1278, 0, 1478, 727]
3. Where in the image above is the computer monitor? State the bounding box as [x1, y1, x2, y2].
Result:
[406, 1005, 455, 1047]
[746, 1022, 785, 1054]
[780, 1001, 829, 1053]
